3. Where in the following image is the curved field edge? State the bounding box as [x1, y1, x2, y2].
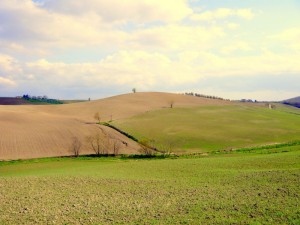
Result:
[111, 105, 300, 153]
[0, 149, 299, 224]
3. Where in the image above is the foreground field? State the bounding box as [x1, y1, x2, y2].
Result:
[0, 146, 299, 224]
[113, 105, 300, 153]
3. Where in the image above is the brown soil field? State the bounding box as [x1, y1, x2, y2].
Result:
[0, 92, 238, 160]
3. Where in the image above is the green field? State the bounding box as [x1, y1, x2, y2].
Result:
[112, 105, 300, 153]
[1, 145, 299, 224]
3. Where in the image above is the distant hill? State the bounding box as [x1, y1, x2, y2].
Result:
[0, 97, 88, 105]
[283, 96, 300, 108]
[0, 97, 46, 105]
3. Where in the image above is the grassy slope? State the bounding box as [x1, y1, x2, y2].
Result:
[0, 147, 299, 224]
[112, 105, 300, 153]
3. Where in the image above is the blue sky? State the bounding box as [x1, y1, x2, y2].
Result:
[0, 0, 299, 100]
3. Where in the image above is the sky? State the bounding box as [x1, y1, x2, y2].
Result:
[0, 0, 299, 100]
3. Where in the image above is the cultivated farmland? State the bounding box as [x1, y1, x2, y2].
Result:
[0, 92, 240, 160]
[0, 146, 299, 224]
[0, 92, 300, 224]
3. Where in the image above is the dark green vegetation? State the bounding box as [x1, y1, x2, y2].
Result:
[0, 145, 299, 224]
[112, 105, 300, 153]
[0, 97, 45, 105]
[23, 97, 63, 104]
[101, 122, 139, 142]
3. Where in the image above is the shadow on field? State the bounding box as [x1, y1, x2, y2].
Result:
[77, 154, 176, 160]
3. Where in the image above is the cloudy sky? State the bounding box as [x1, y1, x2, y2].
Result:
[0, 0, 299, 100]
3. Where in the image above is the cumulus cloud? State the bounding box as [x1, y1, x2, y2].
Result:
[227, 23, 240, 30]
[190, 8, 254, 21]
[129, 25, 225, 51]
[0, 1, 298, 100]
[0, 77, 16, 87]
[0, 0, 127, 52]
[2, 49, 300, 93]
[24, 51, 199, 90]
[221, 41, 252, 54]
[40, 0, 192, 23]
[270, 28, 300, 51]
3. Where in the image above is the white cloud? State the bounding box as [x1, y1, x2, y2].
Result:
[0, 77, 16, 87]
[2, 48, 299, 92]
[0, 54, 18, 72]
[271, 28, 300, 51]
[0, 0, 128, 52]
[235, 9, 254, 20]
[129, 25, 225, 51]
[24, 51, 200, 89]
[221, 41, 252, 54]
[0, 1, 298, 100]
[0, 0, 195, 54]
[40, 0, 192, 23]
[190, 8, 254, 21]
[227, 23, 240, 30]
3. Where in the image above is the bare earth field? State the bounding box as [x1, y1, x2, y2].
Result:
[0, 92, 236, 160]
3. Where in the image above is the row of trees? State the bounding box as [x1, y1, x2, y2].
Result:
[70, 135, 175, 157]
[184, 92, 230, 101]
[70, 134, 122, 157]
[22, 94, 63, 104]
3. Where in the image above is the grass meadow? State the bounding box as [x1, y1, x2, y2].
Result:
[112, 105, 300, 153]
[0, 145, 299, 224]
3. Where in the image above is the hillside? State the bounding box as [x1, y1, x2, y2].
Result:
[2, 92, 234, 122]
[0, 92, 232, 160]
[112, 104, 300, 153]
[283, 96, 300, 108]
[0, 107, 141, 160]
[1, 92, 298, 160]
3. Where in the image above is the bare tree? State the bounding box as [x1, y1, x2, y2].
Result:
[169, 100, 174, 108]
[102, 138, 110, 155]
[111, 139, 121, 155]
[132, 88, 136, 93]
[86, 133, 103, 155]
[70, 137, 82, 157]
[94, 112, 101, 123]
[86, 132, 111, 155]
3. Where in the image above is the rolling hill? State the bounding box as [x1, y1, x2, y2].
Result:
[0, 92, 299, 160]
[112, 104, 300, 153]
[283, 96, 300, 108]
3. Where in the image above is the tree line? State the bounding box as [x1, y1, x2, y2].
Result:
[22, 94, 63, 104]
[184, 92, 230, 101]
